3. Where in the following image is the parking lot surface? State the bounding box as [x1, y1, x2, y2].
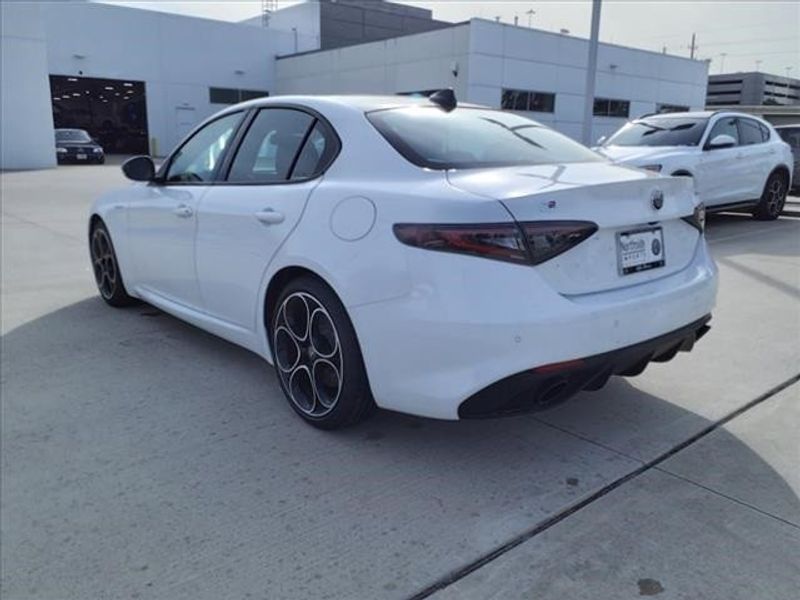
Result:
[2, 164, 799, 599]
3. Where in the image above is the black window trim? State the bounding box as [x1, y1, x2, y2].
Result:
[152, 104, 341, 187]
[219, 104, 342, 187]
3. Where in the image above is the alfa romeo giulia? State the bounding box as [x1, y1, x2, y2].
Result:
[89, 91, 718, 428]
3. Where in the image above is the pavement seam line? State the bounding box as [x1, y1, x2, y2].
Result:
[653, 467, 800, 530]
[406, 372, 800, 600]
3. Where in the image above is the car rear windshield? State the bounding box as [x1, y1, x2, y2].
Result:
[367, 106, 601, 170]
[604, 117, 708, 147]
[56, 129, 92, 142]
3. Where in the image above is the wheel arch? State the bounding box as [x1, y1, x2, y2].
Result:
[768, 164, 791, 187]
[263, 265, 340, 347]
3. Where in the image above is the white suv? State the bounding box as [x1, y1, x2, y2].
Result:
[597, 111, 793, 220]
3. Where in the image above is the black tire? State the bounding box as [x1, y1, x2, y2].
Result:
[89, 221, 138, 307]
[753, 171, 788, 220]
[270, 276, 375, 429]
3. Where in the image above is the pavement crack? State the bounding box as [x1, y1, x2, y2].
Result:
[406, 372, 800, 600]
[654, 467, 800, 530]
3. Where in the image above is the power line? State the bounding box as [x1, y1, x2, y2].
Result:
[701, 36, 798, 47]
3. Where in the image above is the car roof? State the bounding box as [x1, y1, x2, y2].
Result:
[640, 111, 715, 120]
[229, 94, 485, 114]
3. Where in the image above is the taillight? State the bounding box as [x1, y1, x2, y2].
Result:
[681, 203, 706, 233]
[393, 220, 597, 265]
[519, 221, 598, 265]
[393, 223, 529, 264]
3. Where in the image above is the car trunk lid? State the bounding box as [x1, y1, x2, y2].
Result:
[446, 162, 700, 295]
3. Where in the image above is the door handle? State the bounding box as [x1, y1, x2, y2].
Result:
[173, 204, 193, 218]
[255, 208, 285, 225]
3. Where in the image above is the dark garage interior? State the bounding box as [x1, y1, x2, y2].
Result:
[49, 74, 149, 154]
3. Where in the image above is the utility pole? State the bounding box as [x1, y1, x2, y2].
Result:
[689, 33, 698, 59]
[581, 0, 602, 146]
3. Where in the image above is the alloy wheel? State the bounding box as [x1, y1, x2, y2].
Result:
[90, 227, 117, 299]
[273, 292, 343, 418]
[766, 176, 786, 217]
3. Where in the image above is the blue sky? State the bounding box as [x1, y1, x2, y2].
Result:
[103, 1, 799, 77]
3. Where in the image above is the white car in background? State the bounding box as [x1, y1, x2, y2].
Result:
[597, 111, 793, 220]
[89, 93, 717, 429]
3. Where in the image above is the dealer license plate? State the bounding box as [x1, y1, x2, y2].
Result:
[617, 226, 665, 275]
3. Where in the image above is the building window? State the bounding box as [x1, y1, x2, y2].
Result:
[501, 89, 556, 113]
[209, 87, 269, 105]
[593, 98, 630, 118]
[657, 104, 690, 113]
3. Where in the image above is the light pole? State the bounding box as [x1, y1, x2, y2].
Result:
[787, 66, 794, 79]
[719, 52, 727, 73]
[526, 9, 535, 27]
[755, 59, 762, 72]
[581, 0, 602, 146]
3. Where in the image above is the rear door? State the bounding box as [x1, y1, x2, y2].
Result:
[195, 108, 339, 330]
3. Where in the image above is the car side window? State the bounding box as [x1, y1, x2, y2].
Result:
[291, 120, 338, 180]
[166, 112, 242, 183]
[738, 118, 764, 146]
[227, 109, 314, 183]
[707, 117, 739, 146]
[759, 123, 771, 143]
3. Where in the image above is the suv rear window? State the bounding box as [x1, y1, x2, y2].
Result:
[367, 106, 601, 170]
[604, 117, 708, 147]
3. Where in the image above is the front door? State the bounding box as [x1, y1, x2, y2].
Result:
[696, 116, 746, 207]
[127, 111, 243, 308]
[196, 108, 339, 330]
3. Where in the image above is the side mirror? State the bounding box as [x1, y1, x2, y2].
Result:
[596, 135, 607, 145]
[122, 155, 156, 182]
[706, 134, 736, 150]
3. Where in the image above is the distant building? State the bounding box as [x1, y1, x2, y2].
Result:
[1, 0, 709, 169]
[707, 72, 800, 107]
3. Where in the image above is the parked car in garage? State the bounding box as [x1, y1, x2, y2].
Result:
[55, 128, 105, 164]
[597, 111, 793, 220]
[88, 93, 717, 429]
[775, 124, 800, 192]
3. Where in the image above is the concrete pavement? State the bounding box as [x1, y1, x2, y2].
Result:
[1, 164, 798, 599]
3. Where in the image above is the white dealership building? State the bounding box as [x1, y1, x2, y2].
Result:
[1, 0, 709, 170]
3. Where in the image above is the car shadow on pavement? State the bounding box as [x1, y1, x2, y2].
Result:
[2, 296, 798, 600]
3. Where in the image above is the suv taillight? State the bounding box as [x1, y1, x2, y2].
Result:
[393, 221, 597, 266]
[681, 203, 706, 233]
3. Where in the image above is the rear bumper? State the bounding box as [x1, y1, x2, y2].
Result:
[459, 314, 711, 418]
[350, 238, 718, 420]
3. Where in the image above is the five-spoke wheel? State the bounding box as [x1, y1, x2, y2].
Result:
[754, 172, 788, 220]
[273, 292, 343, 418]
[271, 277, 374, 428]
[89, 221, 137, 307]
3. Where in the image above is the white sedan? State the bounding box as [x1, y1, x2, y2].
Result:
[597, 111, 793, 220]
[89, 93, 718, 429]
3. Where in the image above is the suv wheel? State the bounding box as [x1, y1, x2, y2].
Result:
[753, 172, 788, 220]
